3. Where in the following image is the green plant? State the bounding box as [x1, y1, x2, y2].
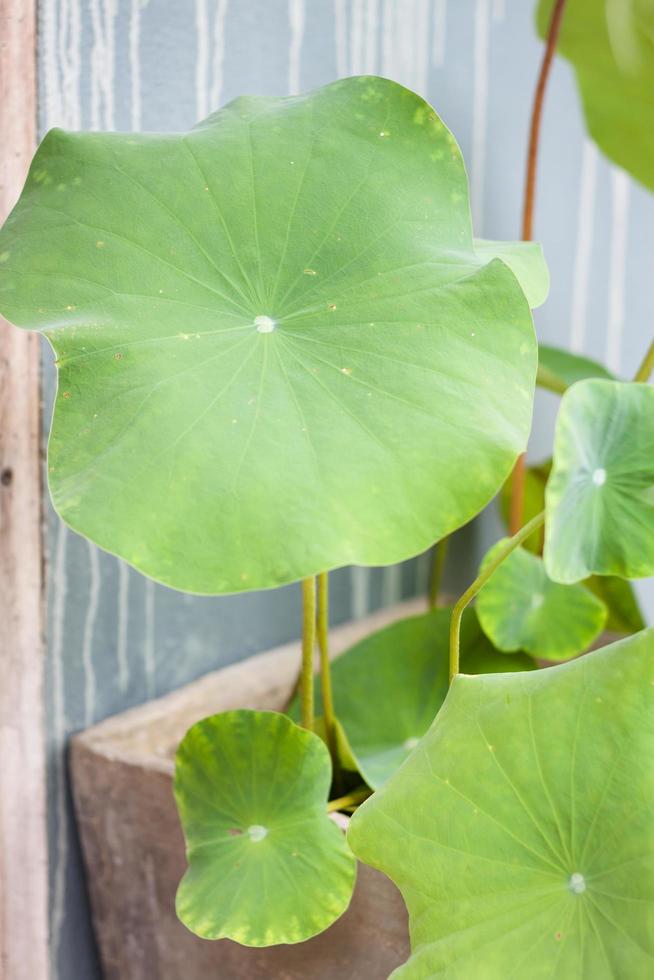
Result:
[349, 629, 654, 977]
[537, 0, 654, 193]
[1, 2, 652, 976]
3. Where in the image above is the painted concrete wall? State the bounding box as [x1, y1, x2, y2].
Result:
[38, 1, 653, 976]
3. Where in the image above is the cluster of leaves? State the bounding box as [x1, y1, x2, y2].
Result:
[1, 2, 653, 974]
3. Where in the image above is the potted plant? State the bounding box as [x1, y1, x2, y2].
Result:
[1, 0, 653, 975]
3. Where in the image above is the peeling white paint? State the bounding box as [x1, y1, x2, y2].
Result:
[289, 0, 306, 95]
[471, 0, 491, 232]
[606, 168, 630, 374]
[82, 542, 101, 727]
[49, 522, 69, 974]
[116, 560, 130, 692]
[432, 0, 447, 67]
[569, 140, 598, 353]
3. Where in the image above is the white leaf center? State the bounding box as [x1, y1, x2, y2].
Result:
[255, 315, 276, 334]
[247, 824, 268, 842]
[568, 872, 586, 894]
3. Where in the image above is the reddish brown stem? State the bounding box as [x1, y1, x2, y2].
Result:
[509, 0, 569, 535]
[521, 0, 569, 242]
[508, 456, 527, 537]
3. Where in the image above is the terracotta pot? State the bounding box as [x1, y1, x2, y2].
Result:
[70, 600, 421, 980]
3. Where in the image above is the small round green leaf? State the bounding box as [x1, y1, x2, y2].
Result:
[349, 629, 654, 978]
[544, 379, 654, 583]
[538, 0, 654, 192]
[294, 608, 534, 789]
[0, 75, 538, 593]
[498, 456, 646, 633]
[477, 542, 607, 661]
[174, 710, 355, 946]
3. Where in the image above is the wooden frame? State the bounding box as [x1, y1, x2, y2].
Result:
[0, 2, 48, 977]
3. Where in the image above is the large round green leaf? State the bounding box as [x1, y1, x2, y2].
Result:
[0, 75, 539, 593]
[544, 379, 654, 583]
[538, 0, 654, 192]
[174, 709, 355, 945]
[477, 542, 607, 660]
[293, 608, 534, 789]
[349, 629, 654, 978]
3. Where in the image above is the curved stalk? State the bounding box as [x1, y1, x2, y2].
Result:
[521, 0, 569, 242]
[428, 537, 449, 609]
[509, 457, 527, 537]
[449, 510, 545, 683]
[300, 577, 316, 730]
[536, 363, 568, 396]
[509, 0, 569, 534]
[634, 338, 654, 383]
[327, 786, 371, 813]
[317, 571, 341, 786]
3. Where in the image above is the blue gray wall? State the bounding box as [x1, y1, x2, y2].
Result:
[39, 1, 653, 977]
